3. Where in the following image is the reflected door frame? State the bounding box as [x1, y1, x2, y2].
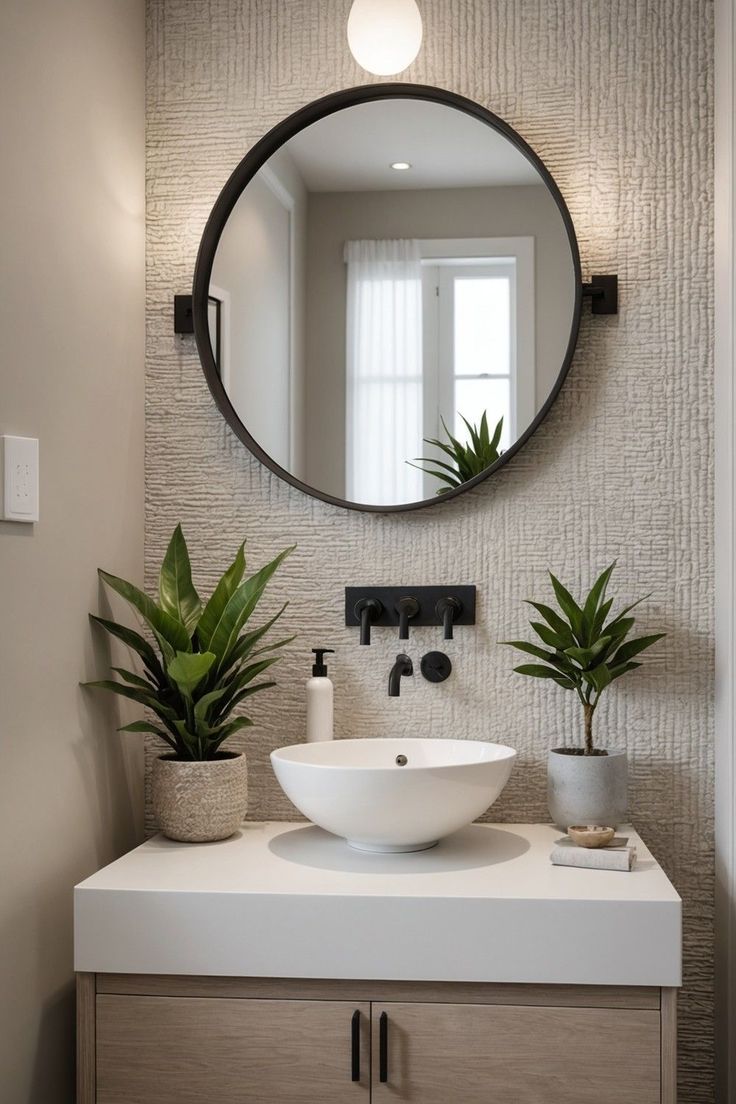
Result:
[259, 163, 296, 472]
[420, 237, 535, 499]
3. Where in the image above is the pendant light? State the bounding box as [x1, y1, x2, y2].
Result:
[347, 0, 423, 77]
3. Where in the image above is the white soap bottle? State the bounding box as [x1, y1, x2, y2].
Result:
[306, 648, 335, 742]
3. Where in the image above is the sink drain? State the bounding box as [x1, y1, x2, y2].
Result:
[395, 754, 408, 766]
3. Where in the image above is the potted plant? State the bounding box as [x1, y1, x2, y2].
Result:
[503, 562, 664, 829]
[86, 524, 294, 842]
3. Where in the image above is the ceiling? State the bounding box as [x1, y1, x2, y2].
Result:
[280, 98, 542, 192]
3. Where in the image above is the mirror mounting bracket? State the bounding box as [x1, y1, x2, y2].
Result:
[174, 294, 194, 334]
[581, 274, 618, 314]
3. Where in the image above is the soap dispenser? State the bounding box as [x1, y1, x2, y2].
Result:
[306, 648, 335, 742]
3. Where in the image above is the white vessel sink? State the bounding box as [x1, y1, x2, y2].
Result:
[270, 738, 516, 852]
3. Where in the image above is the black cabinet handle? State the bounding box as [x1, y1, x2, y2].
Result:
[379, 1011, 388, 1083]
[351, 1009, 360, 1082]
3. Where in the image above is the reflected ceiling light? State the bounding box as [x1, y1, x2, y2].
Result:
[390, 161, 411, 170]
[347, 0, 423, 76]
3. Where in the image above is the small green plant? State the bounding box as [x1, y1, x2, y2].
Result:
[410, 411, 503, 493]
[85, 525, 294, 761]
[502, 562, 664, 755]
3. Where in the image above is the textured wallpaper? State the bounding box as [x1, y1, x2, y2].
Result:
[145, 1, 714, 1096]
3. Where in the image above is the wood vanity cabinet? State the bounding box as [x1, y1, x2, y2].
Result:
[77, 975, 677, 1104]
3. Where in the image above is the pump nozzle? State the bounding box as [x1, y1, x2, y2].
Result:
[311, 648, 335, 677]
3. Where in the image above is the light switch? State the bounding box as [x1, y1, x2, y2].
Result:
[1, 436, 39, 522]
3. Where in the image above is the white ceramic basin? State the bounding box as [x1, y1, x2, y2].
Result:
[270, 738, 516, 852]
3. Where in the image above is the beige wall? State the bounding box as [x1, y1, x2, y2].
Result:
[0, 2, 145, 1101]
[304, 183, 573, 495]
[146, 1, 713, 1097]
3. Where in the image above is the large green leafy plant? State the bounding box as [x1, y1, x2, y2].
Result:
[503, 562, 664, 755]
[410, 412, 503, 494]
[86, 525, 294, 761]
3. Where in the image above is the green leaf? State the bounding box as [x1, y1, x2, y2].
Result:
[609, 632, 665, 666]
[110, 667, 156, 690]
[226, 681, 277, 714]
[158, 524, 201, 635]
[564, 636, 612, 670]
[514, 663, 572, 681]
[219, 604, 289, 675]
[581, 561, 616, 642]
[89, 614, 164, 682]
[489, 415, 503, 453]
[84, 679, 179, 722]
[197, 542, 246, 649]
[584, 664, 613, 693]
[167, 651, 216, 697]
[211, 657, 281, 722]
[529, 620, 569, 651]
[208, 547, 294, 668]
[117, 720, 170, 736]
[98, 569, 191, 654]
[563, 645, 595, 668]
[502, 641, 579, 679]
[607, 660, 643, 681]
[602, 615, 636, 643]
[193, 686, 230, 723]
[524, 602, 576, 646]
[591, 596, 614, 639]
[548, 572, 584, 640]
[207, 716, 255, 754]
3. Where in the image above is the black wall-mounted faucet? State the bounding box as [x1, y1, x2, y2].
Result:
[388, 654, 413, 696]
[435, 596, 462, 640]
[346, 586, 476, 641]
[396, 596, 420, 640]
[354, 597, 383, 645]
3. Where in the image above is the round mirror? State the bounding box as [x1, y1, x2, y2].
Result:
[193, 84, 581, 513]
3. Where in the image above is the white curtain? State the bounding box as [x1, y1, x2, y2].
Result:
[344, 239, 423, 505]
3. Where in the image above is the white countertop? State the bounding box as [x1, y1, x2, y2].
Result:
[74, 822, 681, 987]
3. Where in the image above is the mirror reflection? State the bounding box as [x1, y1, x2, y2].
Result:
[208, 98, 577, 507]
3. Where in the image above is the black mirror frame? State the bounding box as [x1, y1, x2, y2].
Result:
[192, 82, 582, 514]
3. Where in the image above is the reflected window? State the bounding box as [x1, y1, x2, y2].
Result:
[345, 237, 534, 504]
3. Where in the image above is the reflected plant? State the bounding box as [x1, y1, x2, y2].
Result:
[410, 412, 503, 494]
[84, 525, 295, 761]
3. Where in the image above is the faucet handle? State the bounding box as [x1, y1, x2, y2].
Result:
[354, 597, 383, 645]
[396, 596, 420, 640]
[436, 596, 462, 640]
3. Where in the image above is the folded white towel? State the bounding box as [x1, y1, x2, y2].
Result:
[550, 836, 637, 872]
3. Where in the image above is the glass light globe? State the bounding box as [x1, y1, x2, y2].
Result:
[347, 0, 423, 77]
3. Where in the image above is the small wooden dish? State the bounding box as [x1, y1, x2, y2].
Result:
[567, 825, 616, 849]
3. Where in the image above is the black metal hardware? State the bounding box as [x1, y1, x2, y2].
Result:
[435, 596, 462, 640]
[379, 1011, 389, 1083]
[388, 654, 413, 697]
[351, 1009, 360, 1082]
[581, 274, 618, 315]
[396, 596, 420, 640]
[174, 295, 194, 334]
[346, 587, 476, 634]
[354, 597, 383, 646]
[191, 83, 583, 514]
[420, 651, 453, 684]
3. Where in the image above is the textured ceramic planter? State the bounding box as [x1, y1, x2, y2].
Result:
[152, 752, 248, 842]
[547, 748, 628, 831]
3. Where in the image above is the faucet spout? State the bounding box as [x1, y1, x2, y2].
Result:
[388, 653, 413, 697]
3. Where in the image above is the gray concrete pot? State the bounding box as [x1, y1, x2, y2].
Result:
[547, 748, 628, 831]
[152, 752, 248, 842]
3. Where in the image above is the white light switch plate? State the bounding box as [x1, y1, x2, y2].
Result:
[1, 436, 39, 522]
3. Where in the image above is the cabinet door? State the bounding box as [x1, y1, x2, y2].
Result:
[97, 995, 370, 1103]
[371, 1002, 660, 1104]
